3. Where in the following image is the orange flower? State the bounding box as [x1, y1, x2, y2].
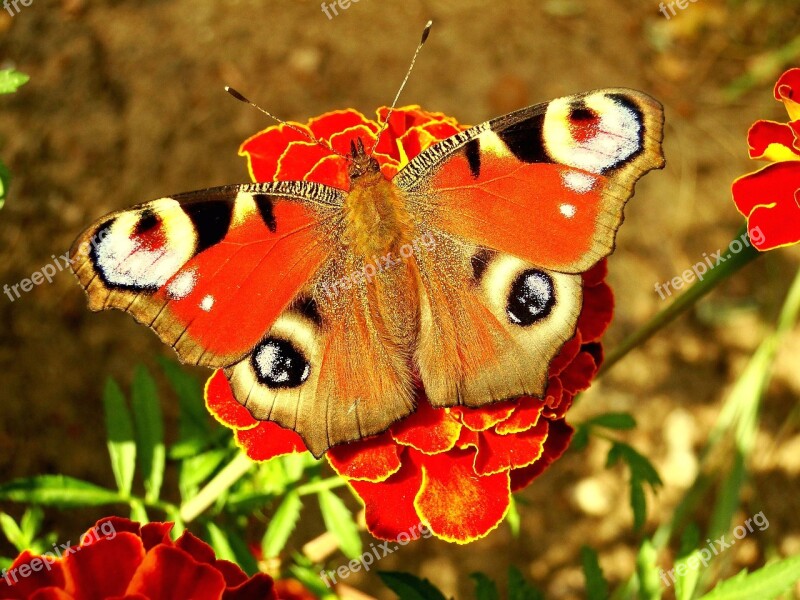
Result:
[732, 68, 800, 250]
[205, 106, 614, 543]
[0, 518, 276, 599]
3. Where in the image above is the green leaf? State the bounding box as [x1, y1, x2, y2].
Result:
[508, 565, 544, 600]
[636, 540, 662, 600]
[607, 442, 662, 530]
[0, 476, 121, 507]
[205, 521, 237, 563]
[178, 449, 230, 500]
[102, 378, 137, 497]
[580, 546, 608, 600]
[377, 571, 447, 600]
[674, 525, 702, 600]
[0, 161, 10, 210]
[506, 495, 520, 538]
[0, 513, 25, 550]
[471, 572, 499, 600]
[159, 359, 211, 453]
[129, 499, 149, 524]
[585, 412, 637, 430]
[224, 528, 260, 576]
[131, 366, 165, 502]
[19, 507, 43, 545]
[697, 554, 800, 600]
[0, 69, 29, 94]
[318, 488, 362, 560]
[261, 491, 302, 558]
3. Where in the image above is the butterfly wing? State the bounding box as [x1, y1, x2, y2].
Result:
[71, 181, 416, 457]
[395, 89, 664, 407]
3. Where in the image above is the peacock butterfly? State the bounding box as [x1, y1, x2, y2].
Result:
[70, 29, 665, 457]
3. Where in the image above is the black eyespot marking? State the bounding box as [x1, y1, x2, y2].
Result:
[182, 200, 233, 254]
[496, 113, 550, 164]
[507, 270, 555, 326]
[252, 338, 310, 389]
[294, 295, 322, 327]
[254, 194, 277, 233]
[464, 138, 481, 178]
[568, 104, 597, 123]
[135, 210, 160, 235]
[470, 249, 494, 282]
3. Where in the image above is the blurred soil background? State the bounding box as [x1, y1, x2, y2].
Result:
[1, 0, 799, 598]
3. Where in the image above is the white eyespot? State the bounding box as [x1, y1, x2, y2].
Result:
[560, 204, 577, 218]
[562, 171, 595, 193]
[166, 269, 197, 300]
[200, 295, 215, 312]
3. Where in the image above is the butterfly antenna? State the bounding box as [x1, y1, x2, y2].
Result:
[225, 86, 348, 160]
[370, 20, 433, 155]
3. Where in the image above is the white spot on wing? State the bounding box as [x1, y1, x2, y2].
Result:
[200, 295, 215, 312]
[167, 269, 197, 300]
[560, 204, 577, 218]
[562, 171, 595, 193]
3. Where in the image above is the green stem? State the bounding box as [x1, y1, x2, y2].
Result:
[600, 228, 762, 376]
[295, 476, 348, 496]
[179, 451, 254, 523]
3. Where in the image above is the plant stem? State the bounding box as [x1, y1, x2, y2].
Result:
[600, 228, 762, 377]
[179, 451, 254, 523]
[295, 476, 348, 496]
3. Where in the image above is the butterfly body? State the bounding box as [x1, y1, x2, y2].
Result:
[72, 89, 665, 457]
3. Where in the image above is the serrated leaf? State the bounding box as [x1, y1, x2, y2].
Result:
[471, 572, 499, 600]
[19, 507, 43, 545]
[580, 546, 608, 600]
[636, 540, 662, 600]
[630, 479, 647, 531]
[0, 513, 24, 550]
[0, 69, 28, 94]
[508, 565, 544, 600]
[103, 378, 136, 497]
[0, 476, 121, 507]
[0, 161, 10, 210]
[318, 488, 361, 560]
[205, 522, 237, 563]
[131, 366, 165, 502]
[377, 571, 447, 600]
[262, 491, 302, 558]
[159, 359, 211, 450]
[587, 412, 637, 430]
[696, 555, 800, 600]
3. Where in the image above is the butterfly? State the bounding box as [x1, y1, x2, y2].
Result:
[71, 88, 664, 458]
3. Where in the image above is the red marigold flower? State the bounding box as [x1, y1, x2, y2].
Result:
[0, 517, 276, 599]
[206, 106, 614, 543]
[732, 67, 800, 250]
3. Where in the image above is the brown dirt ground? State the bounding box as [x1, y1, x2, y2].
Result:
[1, 0, 799, 598]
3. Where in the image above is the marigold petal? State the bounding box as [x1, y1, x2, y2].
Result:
[582, 260, 608, 287]
[305, 155, 350, 189]
[747, 120, 800, 161]
[124, 545, 226, 600]
[390, 400, 461, 454]
[174, 531, 217, 566]
[205, 371, 258, 429]
[0, 551, 65, 598]
[474, 419, 549, 476]
[559, 350, 599, 394]
[327, 432, 402, 482]
[349, 460, 425, 541]
[510, 419, 574, 492]
[275, 141, 332, 182]
[224, 573, 277, 600]
[29, 590, 73, 600]
[138, 521, 174, 552]
[456, 402, 516, 432]
[548, 334, 582, 376]
[63, 532, 145, 600]
[307, 109, 376, 140]
[732, 161, 800, 250]
[775, 68, 800, 121]
[239, 124, 314, 182]
[414, 449, 510, 543]
[235, 421, 307, 461]
[577, 281, 614, 342]
[495, 396, 544, 435]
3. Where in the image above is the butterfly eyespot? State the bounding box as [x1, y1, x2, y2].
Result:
[252, 338, 310, 389]
[569, 106, 597, 123]
[506, 270, 555, 326]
